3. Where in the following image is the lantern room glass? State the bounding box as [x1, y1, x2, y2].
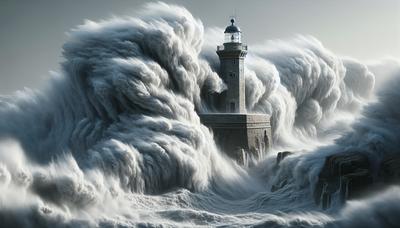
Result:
[224, 32, 241, 43]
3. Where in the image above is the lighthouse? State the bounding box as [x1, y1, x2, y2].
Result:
[200, 19, 271, 164]
[216, 18, 247, 113]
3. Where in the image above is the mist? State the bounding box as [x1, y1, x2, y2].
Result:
[0, 2, 399, 227]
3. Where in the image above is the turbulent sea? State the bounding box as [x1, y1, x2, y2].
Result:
[1, 2, 400, 227]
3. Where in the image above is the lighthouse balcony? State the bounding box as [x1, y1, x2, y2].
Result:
[217, 43, 247, 51]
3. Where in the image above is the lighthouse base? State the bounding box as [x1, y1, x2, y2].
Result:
[199, 113, 271, 164]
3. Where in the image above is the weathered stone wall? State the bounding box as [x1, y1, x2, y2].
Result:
[199, 113, 271, 163]
[217, 43, 247, 113]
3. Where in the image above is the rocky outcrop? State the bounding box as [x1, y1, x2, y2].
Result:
[276, 151, 293, 165]
[379, 155, 400, 184]
[271, 151, 293, 192]
[314, 152, 400, 209]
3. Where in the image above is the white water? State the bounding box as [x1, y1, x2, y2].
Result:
[0, 2, 399, 227]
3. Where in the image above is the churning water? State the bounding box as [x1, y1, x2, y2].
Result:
[0, 2, 400, 227]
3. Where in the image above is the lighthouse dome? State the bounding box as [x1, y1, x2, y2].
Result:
[224, 19, 241, 33]
[223, 19, 242, 43]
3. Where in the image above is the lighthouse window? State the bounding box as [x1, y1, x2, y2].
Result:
[230, 102, 236, 112]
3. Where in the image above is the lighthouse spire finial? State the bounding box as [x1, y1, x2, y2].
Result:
[230, 8, 237, 25]
[232, 8, 237, 25]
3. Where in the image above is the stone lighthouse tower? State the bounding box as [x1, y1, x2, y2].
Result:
[216, 19, 247, 113]
[200, 19, 271, 164]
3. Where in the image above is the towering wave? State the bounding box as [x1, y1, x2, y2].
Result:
[0, 2, 398, 227]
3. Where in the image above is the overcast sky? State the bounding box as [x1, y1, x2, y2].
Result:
[1, 0, 399, 94]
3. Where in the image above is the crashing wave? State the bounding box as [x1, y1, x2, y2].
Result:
[0, 2, 399, 227]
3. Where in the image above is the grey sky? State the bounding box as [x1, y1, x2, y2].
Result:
[0, 0, 399, 94]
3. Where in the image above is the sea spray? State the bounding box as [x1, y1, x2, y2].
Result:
[0, 2, 398, 227]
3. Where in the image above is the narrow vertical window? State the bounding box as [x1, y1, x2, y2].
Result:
[230, 102, 235, 112]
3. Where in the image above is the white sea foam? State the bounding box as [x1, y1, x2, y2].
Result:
[0, 2, 399, 227]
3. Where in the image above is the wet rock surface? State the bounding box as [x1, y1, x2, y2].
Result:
[379, 155, 400, 184]
[276, 151, 293, 165]
[314, 152, 400, 209]
[271, 151, 293, 192]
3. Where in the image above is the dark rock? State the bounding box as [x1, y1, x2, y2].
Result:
[314, 152, 372, 208]
[339, 169, 373, 202]
[379, 155, 400, 184]
[319, 152, 370, 177]
[276, 151, 293, 165]
[270, 151, 293, 192]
